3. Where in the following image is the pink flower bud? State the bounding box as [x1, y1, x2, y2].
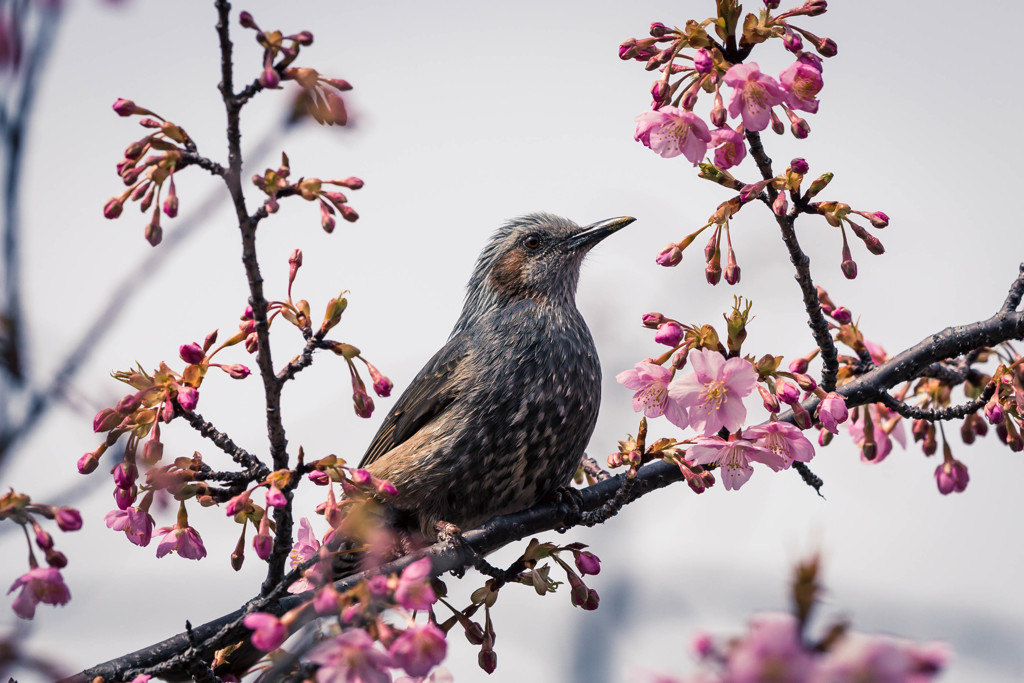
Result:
[294, 30, 313, 45]
[573, 550, 601, 576]
[223, 364, 251, 379]
[935, 459, 969, 495]
[55, 507, 83, 531]
[651, 80, 669, 107]
[705, 262, 722, 285]
[792, 402, 813, 430]
[145, 222, 163, 247]
[353, 390, 374, 418]
[238, 11, 257, 28]
[176, 385, 199, 412]
[693, 48, 713, 74]
[116, 392, 143, 414]
[308, 470, 330, 485]
[867, 211, 888, 228]
[78, 452, 100, 474]
[112, 98, 138, 116]
[790, 157, 809, 175]
[162, 194, 178, 218]
[179, 343, 205, 365]
[641, 313, 664, 328]
[377, 480, 398, 497]
[985, 400, 1005, 424]
[241, 305, 254, 320]
[831, 306, 852, 324]
[841, 258, 857, 279]
[772, 190, 789, 217]
[788, 357, 809, 374]
[319, 200, 336, 233]
[245, 332, 259, 353]
[350, 468, 371, 485]
[654, 322, 684, 347]
[331, 176, 363, 189]
[339, 205, 359, 222]
[863, 235, 885, 255]
[656, 243, 683, 267]
[792, 373, 817, 391]
[93, 408, 121, 433]
[261, 63, 280, 88]
[724, 260, 741, 285]
[757, 384, 780, 413]
[649, 22, 670, 37]
[816, 37, 838, 57]
[103, 197, 124, 219]
[783, 31, 803, 53]
[114, 485, 137, 510]
[711, 90, 726, 128]
[266, 486, 287, 508]
[776, 380, 800, 404]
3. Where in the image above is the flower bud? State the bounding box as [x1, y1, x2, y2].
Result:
[783, 30, 803, 52]
[112, 98, 139, 116]
[985, 400, 1005, 424]
[103, 197, 124, 219]
[790, 158, 809, 175]
[654, 322, 684, 347]
[788, 357, 809, 374]
[841, 258, 858, 280]
[693, 48, 713, 74]
[179, 343, 205, 365]
[656, 243, 683, 267]
[239, 11, 257, 28]
[831, 306, 852, 324]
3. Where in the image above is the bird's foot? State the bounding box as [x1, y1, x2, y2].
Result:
[434, 521, 463, 545]
[551, 485, 585, 532]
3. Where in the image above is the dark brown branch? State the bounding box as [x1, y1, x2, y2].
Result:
[745, 130, 840, 392]
[874, 383, 994, 423]
[277, 329, 328, 383]
[179, 409, 269, 480]
[215, 0, 292, 592]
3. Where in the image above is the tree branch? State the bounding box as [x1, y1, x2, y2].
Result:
[745, 130, 840, 391]
[179, 409, 269, 480]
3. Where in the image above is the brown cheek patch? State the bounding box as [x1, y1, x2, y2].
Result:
[489, 249, 544, 300]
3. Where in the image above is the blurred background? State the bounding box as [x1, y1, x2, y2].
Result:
[1, 0, 1022, 680]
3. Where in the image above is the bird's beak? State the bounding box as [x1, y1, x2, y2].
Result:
[565, 216, 636, 251]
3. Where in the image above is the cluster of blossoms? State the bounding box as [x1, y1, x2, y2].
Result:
[104, 13, 360, 246]
[238, 11, 352, 125]
[245, 512, 600, 679]
[658, 557, 946, 682]
[243, 554, 447, 681]
[103, 99, 192, 246]
[83, 250, 392, 571]
[2, 491, 81, 619]
[794, 287, 1024, 496]
[623, 2, 889, 284]
[624, 0, 831, 167]
[616, 300, 846, 490]
[253, 152, 363, 230]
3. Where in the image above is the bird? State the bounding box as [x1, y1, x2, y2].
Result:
[358, 212, 634, 539]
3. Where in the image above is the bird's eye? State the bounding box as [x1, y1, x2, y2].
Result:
[523, 235, 541, 250]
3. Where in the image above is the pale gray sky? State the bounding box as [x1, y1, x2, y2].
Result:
[3, 1, 1023, 681]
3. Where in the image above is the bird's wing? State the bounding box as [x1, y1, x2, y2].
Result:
[359, 335, 471, 468]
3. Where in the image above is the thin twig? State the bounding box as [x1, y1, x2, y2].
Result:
[179, 409, 269, 480]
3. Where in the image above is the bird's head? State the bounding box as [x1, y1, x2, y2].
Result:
[459, 213, 634, 323]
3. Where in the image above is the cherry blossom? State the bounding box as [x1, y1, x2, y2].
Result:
[668, 348, 757, 435]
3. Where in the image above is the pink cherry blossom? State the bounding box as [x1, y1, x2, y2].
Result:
[288, 518, 323, 593]
[709, 127, 747, 169]
[779, 60, 823, 113]
[616, 361, 690, 429]
[815, 632, 948, 682]
[727, 613, 814, 681]
[105, 506, 155, 546]
[634, 106, 712, 165]
[686, 437, 786, 490]
[668, 348, 757, 435]
[389, 622, 448, 678]
[7, 567, 71, 619]
[308, 628, 394, 683]
[722, 63, 785, 132]
[743, 422, 815, 469]
[395, 557, 437, 611]
[244, 612, 287, 652]
[817, 392, 849, 433]
[155, 523, 207, 560]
